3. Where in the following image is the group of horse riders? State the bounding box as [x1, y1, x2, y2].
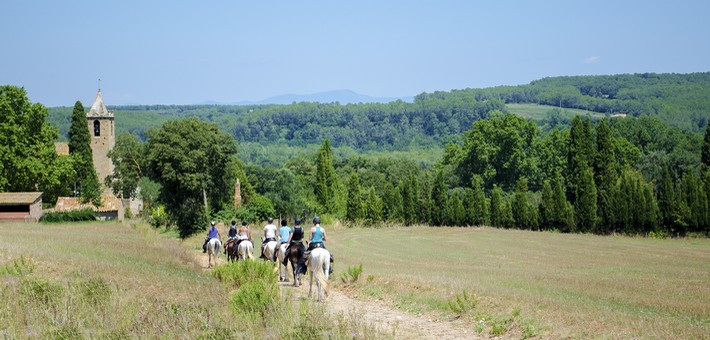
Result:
[202, 216, 334, 274]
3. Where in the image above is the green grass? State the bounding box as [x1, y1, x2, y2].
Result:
[328, 226, 710, 338]
[507, 103, 606, 120]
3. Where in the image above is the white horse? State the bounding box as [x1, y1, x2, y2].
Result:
[277, 243, 289, 282]
[308, 248, 331, 302]
[207, 238, 221, 268]
[263, 240, 278, 262]
[238, 240, 254, 260]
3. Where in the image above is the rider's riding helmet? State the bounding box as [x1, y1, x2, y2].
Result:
[268, 217, 273, 223]
[295, 218, 301, 225]
[210, 221, 216, 226]
[231, 220, 236, 226]
[281, 219, 287, 226]
[313, 216, 321, 224]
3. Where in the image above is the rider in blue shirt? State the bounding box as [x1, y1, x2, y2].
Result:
[278, 219, 292, 245]
[202, 221, 221, 253]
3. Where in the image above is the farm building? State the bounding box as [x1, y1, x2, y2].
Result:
[0, 192, 43, 222]
[54, 195, 124, 221]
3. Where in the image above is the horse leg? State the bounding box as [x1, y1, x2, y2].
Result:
[309, 268, 314, 298]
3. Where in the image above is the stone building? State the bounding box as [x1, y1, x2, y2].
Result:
[86, 89, 115, 191]
[0, 192, 43, 222]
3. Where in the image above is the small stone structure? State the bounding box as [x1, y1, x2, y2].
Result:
[0, 192, 43, 222]
[54, 195, 124, 221]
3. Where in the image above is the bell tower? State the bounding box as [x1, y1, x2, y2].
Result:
[86, 89, 115, 191]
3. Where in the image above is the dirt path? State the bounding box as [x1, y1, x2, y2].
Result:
[280, 279, 481, 339]
[192, 249, 479, 339]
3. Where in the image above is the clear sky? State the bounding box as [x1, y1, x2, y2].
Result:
[2, 0, 709, 106]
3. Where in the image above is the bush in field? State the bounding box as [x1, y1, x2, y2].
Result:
[42, 208, 96, 222]
[229, 280, 277, 317]
[212, 260, 276, 289]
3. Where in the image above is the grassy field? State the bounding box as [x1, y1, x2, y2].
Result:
[507, 103, 606, 120]
[0, 221, 381, 339]
[328, 226, 710, 338]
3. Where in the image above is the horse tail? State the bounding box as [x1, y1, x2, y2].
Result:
[314, 251, 329, 295]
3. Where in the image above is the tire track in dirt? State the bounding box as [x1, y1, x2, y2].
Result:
[279, 280, 482, 339]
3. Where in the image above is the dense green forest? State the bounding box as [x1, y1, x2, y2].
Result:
[48, 72, 710, 155]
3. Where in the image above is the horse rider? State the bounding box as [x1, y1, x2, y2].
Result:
[235, 221, 251, 248]
[277, 219, 292, 260]
[282, 218, 306, 266]
[301, 217, 334, 274]
[202, 221, 221, 253]
[224, 220, 238, 254]
[260, 217, 278, 259]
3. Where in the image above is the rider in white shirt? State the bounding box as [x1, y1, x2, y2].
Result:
[260, 217, 278, 259]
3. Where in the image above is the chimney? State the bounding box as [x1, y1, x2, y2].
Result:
[234, 178, 242, 208]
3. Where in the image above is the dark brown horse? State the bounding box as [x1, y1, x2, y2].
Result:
[224, 240, 238, 262]
[285, 242, 305, 286]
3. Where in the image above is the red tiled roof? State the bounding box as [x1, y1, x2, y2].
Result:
[54, 195, 122, 212]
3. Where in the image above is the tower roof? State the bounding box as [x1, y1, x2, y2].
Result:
[87, 90, 112, 118]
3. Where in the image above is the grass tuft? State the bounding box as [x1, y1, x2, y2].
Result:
[340, 264, 364, 284]
[448, 290, 477, 316]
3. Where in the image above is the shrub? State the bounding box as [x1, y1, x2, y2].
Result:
[448, 290, 478, 316]
[229, 280, 277, 317]
[150, 205, 169, 228]
[42, 208, 96, 222]
[212, 260, 277, 289]
[340, 264, 363, 284]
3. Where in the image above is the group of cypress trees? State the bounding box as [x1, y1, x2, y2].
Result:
[338, 117, 710, 236]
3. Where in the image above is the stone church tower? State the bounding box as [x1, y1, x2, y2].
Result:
[86, 90, 115, 192]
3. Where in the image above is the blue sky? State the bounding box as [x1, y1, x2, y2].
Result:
[2, 0, 709, 106]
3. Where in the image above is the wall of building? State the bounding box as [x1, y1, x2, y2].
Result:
[28, 200, 42, 222]
[88, 117, 115, 189]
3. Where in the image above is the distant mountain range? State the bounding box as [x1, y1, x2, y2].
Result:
[200, 89, 414, 105]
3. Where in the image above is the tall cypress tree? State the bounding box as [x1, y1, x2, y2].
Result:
[702, 120, 710, 168]
[418, 174, 433, 224]
[399, 177, 417, 225]
[314, 139, 336, 213]
[575, 166, 597, 232]
[68, 100, 101, 204]
[450, 192, 466, 226]
[363, 186, 383, 224]
[539, 180, 554, 229]
[512, 177, 531, 229]
[346, 172, 362, 221]
[430, 171, 447, 226]
[552, 171, 574, 232]
[595, 120, 617, 233]
[382, 182, 396, 221]
[490, 185, 504, 228]
[657, 165, 675, 229]
[471, 175, 489, 226]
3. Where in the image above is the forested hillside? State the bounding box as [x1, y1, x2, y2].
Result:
[48, 72, 710, 153]
[419, 72, 710, 130]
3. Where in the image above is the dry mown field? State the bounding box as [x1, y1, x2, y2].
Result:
[328, 226, 710, 338]
[0, 221, 381, 339]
